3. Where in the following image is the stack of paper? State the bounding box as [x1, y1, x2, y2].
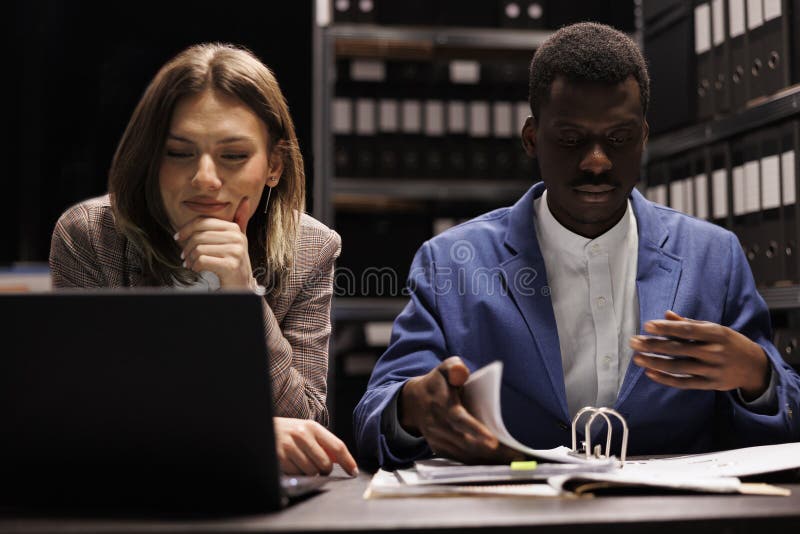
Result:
[365, 361, 799, 498]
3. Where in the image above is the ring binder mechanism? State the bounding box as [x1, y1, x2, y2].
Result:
[569, 406, 629, 465]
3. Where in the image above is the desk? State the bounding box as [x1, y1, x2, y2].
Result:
[2, 471, 800, 534]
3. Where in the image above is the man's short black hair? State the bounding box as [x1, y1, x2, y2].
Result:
[529, 22, 650, 119]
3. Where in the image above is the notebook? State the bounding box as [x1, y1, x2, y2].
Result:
[0, 290, 328, 513]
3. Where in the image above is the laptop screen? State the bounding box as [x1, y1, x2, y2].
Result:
[0, 291, 283, 512]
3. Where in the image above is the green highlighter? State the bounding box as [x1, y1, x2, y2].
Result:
[510, 460, 538, 471]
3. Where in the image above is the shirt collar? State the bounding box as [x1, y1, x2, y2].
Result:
[535, 189, 634, 258]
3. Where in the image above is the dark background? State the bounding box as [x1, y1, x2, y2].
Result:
[5, 0, 313, 264]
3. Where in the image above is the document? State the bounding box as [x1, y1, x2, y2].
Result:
[363, 469, 563, 499]
[462, 361, 614, 465]
[364, 360, 799, 498]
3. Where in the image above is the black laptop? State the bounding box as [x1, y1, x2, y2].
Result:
[0, 291, 326, 513]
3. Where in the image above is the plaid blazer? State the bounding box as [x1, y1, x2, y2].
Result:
[49, 195, 340, 425]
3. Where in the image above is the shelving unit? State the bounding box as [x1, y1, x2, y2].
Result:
[647, 84, 800, 162]
[312, 9, 559, 445]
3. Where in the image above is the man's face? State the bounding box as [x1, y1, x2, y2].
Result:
[522, 75, 648, 238]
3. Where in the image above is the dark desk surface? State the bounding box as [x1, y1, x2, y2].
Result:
[2, 469, 800, 534]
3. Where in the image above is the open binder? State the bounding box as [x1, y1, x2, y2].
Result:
[364, 361, 800, 498]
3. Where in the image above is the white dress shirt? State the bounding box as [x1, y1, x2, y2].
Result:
[534, 190, 639, 417]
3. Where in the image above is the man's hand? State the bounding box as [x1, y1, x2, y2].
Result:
[175, 198, 260, 290]
[399, 356, 523, 464]
[274, 417, 358, 476]
[629, 310, 771, 400]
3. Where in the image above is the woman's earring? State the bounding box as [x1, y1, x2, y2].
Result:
[263, 186, 272, 215]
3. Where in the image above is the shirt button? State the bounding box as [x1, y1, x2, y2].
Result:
[557, 421, 569, 431]
[591, 243, 601, 253]
[603, 354, 613, 366]
[596, 296, 607, 308]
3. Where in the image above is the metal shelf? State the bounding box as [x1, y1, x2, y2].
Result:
[760, 285, 800, 311]
[333, 298, 408, 322]
[333, 178, 532, 202]
[328, 24, 554, 51]
[647, 84, 800, 161]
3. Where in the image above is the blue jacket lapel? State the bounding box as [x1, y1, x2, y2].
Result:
[501, 183, 569, 421]
[617, 190, 683, 404]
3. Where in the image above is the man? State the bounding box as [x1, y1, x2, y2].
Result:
[353, 23, 800, 468]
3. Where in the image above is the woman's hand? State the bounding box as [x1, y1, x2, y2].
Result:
[274, 417, 358, 476]
[174, 198, 259, 290]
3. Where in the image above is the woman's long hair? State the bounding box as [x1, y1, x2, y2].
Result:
[109, 43, 305, 294]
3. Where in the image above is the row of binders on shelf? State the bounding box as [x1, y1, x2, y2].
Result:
[330, 0, 635, 31]
[645, 119, 799, 288]
[645, 0, 799, 135]
[333, 57, 536, 179]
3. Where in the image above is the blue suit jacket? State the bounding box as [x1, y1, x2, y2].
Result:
[354, 183, 800, 468]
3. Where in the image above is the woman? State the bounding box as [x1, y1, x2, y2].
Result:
[49, 43, 356, 477]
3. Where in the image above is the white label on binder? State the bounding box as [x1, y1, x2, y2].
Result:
[378, 99, 398, 133]
[761, 155, 781, 210]
[763, 0, 782, 21]
[364, 322, 393, 347]
[355, 98, 376, 136]
[332, 98, 352, 134]
[649, 184, 667, 206]
[694, 4, 712, 54]
[712, 0, 725, 46]
[712, 168, 729, 219]
[516, 102, 530, 130]
[350, 59, 386, 82]
[469, 101, 490, 138]
[729, 0, 745, 37]
[783, 150, 796, 205]
[683, 177, 696, 216]
[746, 0, 764, 29]
[447, 101, 466, 133]
[449, 60, 480, 85]
[424, 100, 445, 137]
[401, 100, 421, 134]
[744, 160, 760, 213]
[670, 179, 685, 213]
[317, 0, 333, 26]
[695, 174, 709, 219]
[732, 165, 745, 216]
[493, 102, 513, 138]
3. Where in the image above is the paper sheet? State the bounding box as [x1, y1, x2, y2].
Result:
[462, 361, 613, 465]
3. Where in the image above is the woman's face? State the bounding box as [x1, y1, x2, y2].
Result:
[158, 90, 281, 231]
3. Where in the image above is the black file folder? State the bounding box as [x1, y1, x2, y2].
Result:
[728, 0, 749, 111]
[758, 126, 784, 286]
[691, 148, 711, 220]
[781, 120, 800, 284]
[695, 1, 716, 121]
[709, 142, 732, 229]
[332, 96, 355, 177]
[645, 160, 669, 207]
[376, 0, 433, 26]
[745, 0, 768, 102]
[643, 0, 695, 134]
[732, 133, 764, 284]
[332, 0, 356, 23]
[760, 0, 790, 97]
[711, 0, 731, 114]
[548, 0, 635, 32]
[437, 0, 498, 27]
[499, 1, 547, 29]
[793, 0, 800, 85]
[377, 98, 400, 178]
[668, 155, 694, 216]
